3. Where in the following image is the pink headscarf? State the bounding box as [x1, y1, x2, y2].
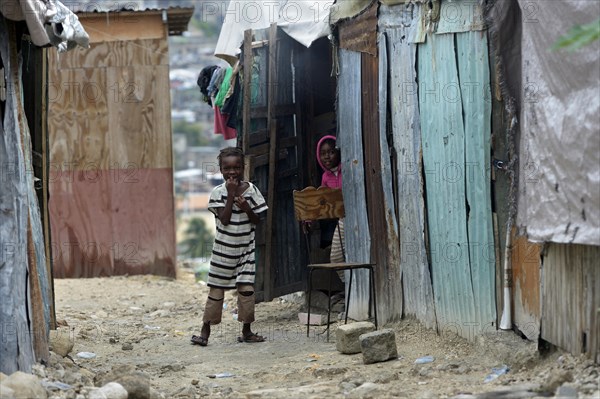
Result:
[316, 135, 338, 171]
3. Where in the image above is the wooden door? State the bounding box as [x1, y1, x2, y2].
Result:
[241, 25, 306, 301]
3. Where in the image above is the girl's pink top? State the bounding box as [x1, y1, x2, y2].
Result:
[316, 135, 342, 189]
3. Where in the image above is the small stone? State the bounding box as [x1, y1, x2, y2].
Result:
[347, 382, 380, 399]
[49, 328, 75, 357]
[191, 379, 199, 385]
[312, 366, 348, 378]
[556, 383, 578, 398]
[359, 329, 398, 365]
[122, 343, 134, 351]
[336, 322, 376, 354]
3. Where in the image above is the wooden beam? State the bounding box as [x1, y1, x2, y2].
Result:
[41, 47, 56, 329]
[248, 130, 269, 146]
[242, 29, 253, 156]
[264, 23, 278, 301]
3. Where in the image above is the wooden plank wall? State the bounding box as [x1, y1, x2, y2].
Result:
[337, 49, 372, 320]
[47, 30, 176, 277]
[541, 243, 600, 362]
[380, 2, 437, 329]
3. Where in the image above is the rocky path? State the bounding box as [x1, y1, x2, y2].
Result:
[2, 268, 597, 399]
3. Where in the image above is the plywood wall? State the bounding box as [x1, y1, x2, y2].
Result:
[47, 31, 175, 278]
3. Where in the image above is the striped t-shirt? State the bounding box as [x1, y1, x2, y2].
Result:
[207, 182, 268, 288]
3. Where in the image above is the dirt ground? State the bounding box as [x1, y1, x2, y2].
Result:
[43, 266, 599, 399]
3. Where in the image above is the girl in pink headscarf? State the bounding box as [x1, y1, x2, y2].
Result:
[316, 135, 342, 189]
[316, 135, 345, 283]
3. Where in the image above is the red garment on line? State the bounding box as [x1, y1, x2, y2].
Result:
[214, 106, 237, 140]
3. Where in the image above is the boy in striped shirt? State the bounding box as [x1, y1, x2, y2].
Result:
[191, 147, 268, 346]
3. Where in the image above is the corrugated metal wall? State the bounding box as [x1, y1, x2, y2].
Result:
[337, 49, 373, 321]
[380, 2, 437, 329]
[0, 17, 50, 373]
[541, 243, 600, 363]
[417, 2, 496, 338]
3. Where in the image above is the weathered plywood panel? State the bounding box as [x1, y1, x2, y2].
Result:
[541, 243, 600, 362]
[48, 68, 109, 168]
[107, 66, 172, 169]
[419, 32, 476, 337]
[48, 39, 168, 69]
[47, 38, 175, 278]
[382, 3, 437, 329]
[456, 30, 496, 330]
[337, 49, 371, 321]
[512, 232, 541, 340]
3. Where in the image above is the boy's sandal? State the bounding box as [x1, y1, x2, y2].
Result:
[191, 335, 208, 346]
[237, 333, 266, 343]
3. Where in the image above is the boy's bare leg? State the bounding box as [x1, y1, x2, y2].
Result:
[201, 322, 211, 339]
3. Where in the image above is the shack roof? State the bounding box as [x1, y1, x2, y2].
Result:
[77, 7, 194, 37]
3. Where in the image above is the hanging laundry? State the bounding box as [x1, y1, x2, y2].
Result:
[214, 67, 233, 108]
[197, 65, 219, 106]
[214, 106, 237, 140]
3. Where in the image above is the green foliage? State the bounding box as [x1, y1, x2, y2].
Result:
[180, 218, 214, 260]
[552, 18, 600, 51]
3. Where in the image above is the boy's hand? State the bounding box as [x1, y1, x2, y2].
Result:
[226, 177, 238, 195]
[235, 196, 251, 212]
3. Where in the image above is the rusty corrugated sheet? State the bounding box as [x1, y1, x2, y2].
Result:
[512, 231, 541, 340]
[541, 243, 600, 363]
[337, 0, 378, 56]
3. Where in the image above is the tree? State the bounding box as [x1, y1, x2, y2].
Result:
[180, 218, 214, 260]
[552, 18, 600, 51]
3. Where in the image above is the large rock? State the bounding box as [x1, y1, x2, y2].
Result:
[0, 385, 15, 399]
[96, 365, 151, 399]
[0, 371, 47, 399]
[49, 328, 75, 357]
[336, 322, 376, 354]
[359, 329, 398, 365]
[89, 382, 128, 399]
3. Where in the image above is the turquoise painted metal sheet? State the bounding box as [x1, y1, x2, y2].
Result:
[337, 49, 372, 321]
[456, 30, 496, 329]
[419, 30, 496, 338]
[382, 3, 438, 330]
[419, 32, 478, 337]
